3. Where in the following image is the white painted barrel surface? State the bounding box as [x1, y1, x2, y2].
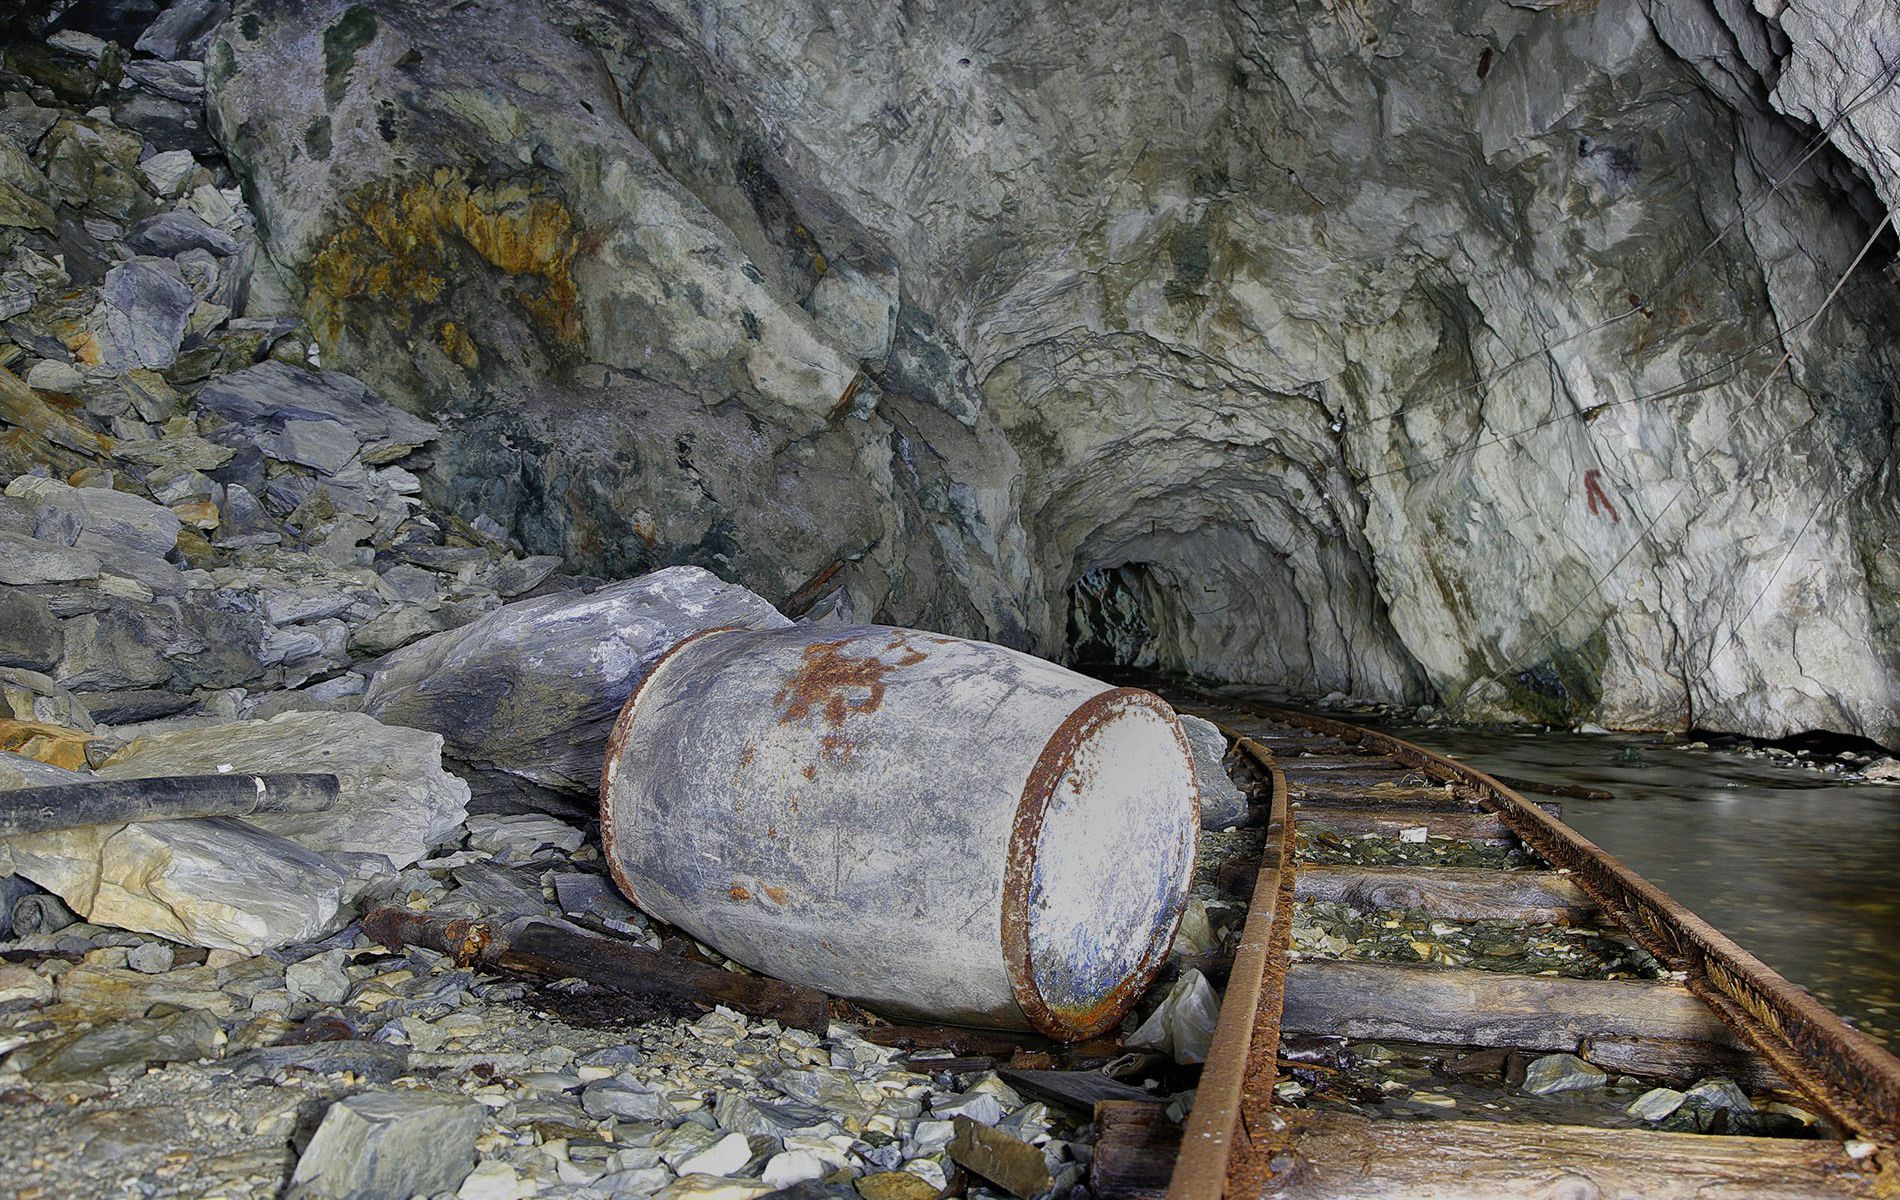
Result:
[600, 624, 1201, 1039]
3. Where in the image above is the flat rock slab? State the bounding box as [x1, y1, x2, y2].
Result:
[363, 566, 789, 793]
[0, 813, 347, 953]
[6, 475, 181, 557]
[196, 360, 437, 463]
[287, 1091, 484, 1200]
[99, 258, 195, 370]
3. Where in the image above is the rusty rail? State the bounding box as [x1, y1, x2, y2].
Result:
[1249, 703, 1900, 1147]
[1166, 733, 1294, 1200]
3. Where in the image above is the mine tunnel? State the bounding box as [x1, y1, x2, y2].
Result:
[4, 1, 1900, 1197]
[1064, 564, 1162, 670]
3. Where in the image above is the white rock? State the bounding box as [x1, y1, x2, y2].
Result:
[465, 814, 585, 864]
[655, 1178, 773, 1200]
[1862, 758, 1900, 783]
[0, 963, 54, 1004]
[675, 1131, 751, 1177]
[286, 949, 351, 1004]
[1626, 1087, 1686, 1121]
[138, 150, 201, 197]
[288, 1092, 485, 1200]
[1177, 713, 1247, 830]
[2, 818, 346, 953]
[457, 1160, 529, 1200]
[760, 1150, 827, 1189]
[23, 360, 83, 393]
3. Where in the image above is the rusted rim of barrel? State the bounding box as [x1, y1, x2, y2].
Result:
[599, 624, 748, 911]
[1002, 687, 1201, 1041]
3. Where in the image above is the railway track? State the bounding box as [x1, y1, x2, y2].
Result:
[1093, 693, 1900, 1200]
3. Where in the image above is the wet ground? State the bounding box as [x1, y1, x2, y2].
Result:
[1351, 717, 1900, 1048]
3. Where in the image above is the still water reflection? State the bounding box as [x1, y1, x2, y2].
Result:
[1358, 718, 1900, 1048]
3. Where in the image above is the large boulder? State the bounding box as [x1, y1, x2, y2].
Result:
[362, 566, 790, 792]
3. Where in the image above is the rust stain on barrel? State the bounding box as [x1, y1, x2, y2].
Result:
[773, 636, 929, 728]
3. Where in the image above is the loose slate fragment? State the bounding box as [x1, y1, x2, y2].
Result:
[947, 1116, 1052, 1199]
[95, 710, 469, 872]
[98, 259, 196, 370]
[286, 1091, 484, 1200]
[998, 1068, 1156, 1111]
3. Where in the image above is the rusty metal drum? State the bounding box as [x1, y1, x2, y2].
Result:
[600, 624, 1201, 1039]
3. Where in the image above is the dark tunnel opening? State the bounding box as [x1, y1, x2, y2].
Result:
[1064, 564, 1161, 669]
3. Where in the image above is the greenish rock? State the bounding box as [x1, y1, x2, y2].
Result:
[1626, 1087, 1686, 1121]
[1518, 1053, 1606, 1096]
[55, 603, 176, 691]
[286, 1091, 484, 1200]
[0, 533, 100, 586]
[1683, 1078, 1754, 1113]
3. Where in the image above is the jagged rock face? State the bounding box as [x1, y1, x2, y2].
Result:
[209, 0, 1900, 740]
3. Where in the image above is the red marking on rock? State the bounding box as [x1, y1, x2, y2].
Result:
[1584, 469, 1621, 523]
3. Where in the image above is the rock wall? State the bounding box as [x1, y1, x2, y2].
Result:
[207, 0, 1900, 741]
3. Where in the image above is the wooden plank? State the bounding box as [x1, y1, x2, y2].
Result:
[1289, 782, 1476, 811]
[1281, 961, 1742, 1051]
[1582, 1034, 1787, 1091]
[910, 1055, 1000, 1075]
[1000, 1068, 1157, 1110]
[861, 1025, 1057, 1056]
[1258, 1109, 1879, 1198]
[361, 909, 830, 1033]
[1092, 1100, 1179, 1200]
[948, 1115, 1054, 1199]
[1294, 865, 1593, 923]
[1296, 807, 1515, 843]
[1277, 755, 1407, 772]
[500, 921, 830, 1033]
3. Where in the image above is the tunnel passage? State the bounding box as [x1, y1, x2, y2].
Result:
[1065, 564, 1161, 669]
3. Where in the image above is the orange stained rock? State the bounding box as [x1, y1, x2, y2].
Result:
[0, 719, 95, 772]
[307, 169, 583, 356]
